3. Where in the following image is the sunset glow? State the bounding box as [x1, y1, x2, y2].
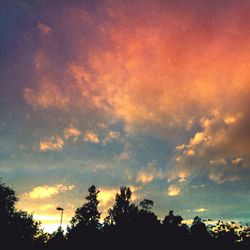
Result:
[1, 0, 250, 232]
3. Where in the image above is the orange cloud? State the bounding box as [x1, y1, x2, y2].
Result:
[83, 131, 100, 144]
[24, 1, 250, 133]
[22, 1, 250, 183]
[136, 162, 164, 185]
[136, 173, 154, 185]
[39, 136, 64, 152]
[173, 109, 250, 183]
[185, 149, 195, 156]
[37, 21, 51, 35]
[232, 157, 243, 166]
[176, 144, 185, 151]
[64, 126, 81, 140]
[23, 80, 69, 110]
[72, 1, 250, 135]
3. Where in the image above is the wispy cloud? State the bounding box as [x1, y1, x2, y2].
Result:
[23, 80, 69, 110]
[103, 130, 120, 144]
[119, 151, 130, 161]
[37, 21, 51, 35]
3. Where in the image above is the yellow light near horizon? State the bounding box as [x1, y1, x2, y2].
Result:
[167, 186, 181, 197]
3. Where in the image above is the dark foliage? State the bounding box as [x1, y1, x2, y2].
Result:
[0, 181, 45, 249]
[66, 185, 101, 248]
[1, 180, 249, 250]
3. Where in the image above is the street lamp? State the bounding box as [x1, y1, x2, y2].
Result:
[56, 207, 64, 230]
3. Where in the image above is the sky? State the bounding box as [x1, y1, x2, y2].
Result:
[0, 0, 250, 233]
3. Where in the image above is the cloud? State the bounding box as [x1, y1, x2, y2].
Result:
[136, 162, 157, 185]
[40, 204, 55, 211]
[232, 157, 243, 166]
[194, 208, 208, 213]
[83, 131, 100, 144]
[65, 1, 250, 137]
[99, 188, 117, 208]
[176, 144, 185, 150]
[136, 162, 163, 185]
[21, 0, 250, 185]
[39, 136, 64, 152]
[23, 184, 75, 199]
[17, 200, 75, 233]
[119, 151, 130, 161]
[23, 1, 250, 132]
[136, 172, 154, 185]
[64, 126, 81, 140]
[185, 149, 195, 156]
[24, 2, 250, 131]
[172, 108, 250, 183]
[103, 130, 120, 144]
[37, 21, 51, 35]
[33, 51, 48, 70]
[23, 80, 70, 110]
[167, 185, 181, 197]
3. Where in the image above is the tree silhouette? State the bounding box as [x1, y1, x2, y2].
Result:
[0, 181, 43, 249]
[135, 199, 161, 248]
[163, 210, 183, 227]
[211, 220, 240, 249]
[138, 199, 159, 225]
[190, 216, 209, 236]
[139, 199, 154, 211]
[1, 179, 250, 250]
[190, 215, 211, 249]
[46, 228, 66, 250]
[67, 185, 101, 247]
[70, 185, 101, 230]
[240, 226, 250, 247]
[162, 210, 189, 248]
[103, 187, 140, 249]
[106, 186, 138, 226]
[0, 181, 17, 217]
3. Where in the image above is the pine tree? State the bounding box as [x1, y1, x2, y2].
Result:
[70, 185, 101, 231]
[106, 186, 138, 226]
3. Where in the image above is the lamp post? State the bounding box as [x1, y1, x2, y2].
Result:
[56, 207, 64, 230]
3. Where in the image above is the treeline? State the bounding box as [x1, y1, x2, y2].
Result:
[1, 181, 249, 250]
